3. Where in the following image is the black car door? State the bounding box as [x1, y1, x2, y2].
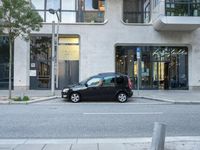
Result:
[101, 75, 116, 99]
[83, 77, 103, 100]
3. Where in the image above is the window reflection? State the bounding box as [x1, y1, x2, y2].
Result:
[85, 0, 95, 10]
[30, 36, 52, 89]
[31, 0, 45, 10]
[123, 0, 151, 23]
[46, 11, 60, 23]
[46, 0, 60, 10]
[62, 0, 76, 10]
[31, 0, 105, 23]
[35, 11, 45, 21]
[61, 12, 76, 23]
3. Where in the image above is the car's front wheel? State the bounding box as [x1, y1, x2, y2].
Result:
[70, 92, 81, 103]
[117, 92, 127, 103]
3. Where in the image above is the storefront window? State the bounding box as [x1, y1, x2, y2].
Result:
[116, 46, 188, 90]
[30, 36, 52, 89]
[0, 37, 13, 90]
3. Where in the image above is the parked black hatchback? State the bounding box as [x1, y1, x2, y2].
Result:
[61, 72, 133, 103]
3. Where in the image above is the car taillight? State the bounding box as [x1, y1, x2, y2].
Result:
[128, 78, 132, 89]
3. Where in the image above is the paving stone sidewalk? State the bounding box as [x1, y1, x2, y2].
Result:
[134, 90, 200, 104]
[0, 137, 200, 150]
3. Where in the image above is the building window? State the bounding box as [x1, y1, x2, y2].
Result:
[165, 0, 200, 16]
[123, 0, 151, 23]
[0, 37, 13, 90]
[30, 36, 52, 89]
[30, 0, 106, 23]
[116, 46, 188, 90]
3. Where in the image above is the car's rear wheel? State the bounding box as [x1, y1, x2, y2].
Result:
[117, 92, 127, 103]
[70, 92, 81, 103]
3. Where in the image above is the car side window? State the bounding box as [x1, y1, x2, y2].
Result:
[116, 76, 124, 86]
[102, 76, 115, 87]
[86, 77, 102, 87]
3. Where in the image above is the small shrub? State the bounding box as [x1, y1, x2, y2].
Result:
[23, 96, 29, 101]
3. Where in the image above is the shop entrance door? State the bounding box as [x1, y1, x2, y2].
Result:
[58, 60, 79, 89]
[57, 37, 80, 89]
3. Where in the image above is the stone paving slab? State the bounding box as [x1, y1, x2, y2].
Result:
[43, 144, 71, 150]
[24, 139, 76, 144]
[14, 144, 45, 150]
[0, 144, 17, 150]
[99, 143, 126, 150]
[71, 144, 98, 150]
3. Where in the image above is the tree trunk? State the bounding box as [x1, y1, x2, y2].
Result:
[8, 39, 12, 99]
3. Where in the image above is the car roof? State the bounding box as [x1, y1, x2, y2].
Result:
[96, 72, 126, 77]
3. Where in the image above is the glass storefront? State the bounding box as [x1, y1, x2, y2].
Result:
[30, 36, 52, 89]
[0, 37, 13, 90]
[116, 46, 188, 90]
[30, 36, 79, 89]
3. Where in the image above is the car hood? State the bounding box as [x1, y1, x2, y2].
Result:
[64, 83, 87, 90]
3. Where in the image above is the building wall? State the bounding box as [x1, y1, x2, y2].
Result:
[14, 37, 30, 91]
[13, 0, 200, 90]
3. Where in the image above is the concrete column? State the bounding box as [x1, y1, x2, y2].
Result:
[14, 37, 30, 91]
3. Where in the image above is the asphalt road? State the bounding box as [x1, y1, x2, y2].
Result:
[0, 98, 199, 138]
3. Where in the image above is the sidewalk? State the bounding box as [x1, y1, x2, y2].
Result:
[0, 90, 200, 104]
[0, 137, 200, 150]
[0, 90, 60, 104]
[134, 90, 200, 104]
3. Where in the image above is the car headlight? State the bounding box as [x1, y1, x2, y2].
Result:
[63, 88, 69, 93]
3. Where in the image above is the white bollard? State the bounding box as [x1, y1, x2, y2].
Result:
[150, 122, 166, 150]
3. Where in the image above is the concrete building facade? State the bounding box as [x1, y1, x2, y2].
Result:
[1, 0, 200, 91]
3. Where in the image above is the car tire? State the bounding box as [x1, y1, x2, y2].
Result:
[70, 92, 81, 103]
[117, 92, 127, 103]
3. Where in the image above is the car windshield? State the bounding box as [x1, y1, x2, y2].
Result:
[79, 77, 90, 85]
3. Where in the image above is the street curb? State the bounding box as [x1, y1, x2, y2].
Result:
[10, 96, 58, 104]
[133, 96, 175, 103]
[0, 136, 200, 144]
[133, 96, 200, 104]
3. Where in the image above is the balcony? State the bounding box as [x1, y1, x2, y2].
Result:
[152, 0, 200, 31]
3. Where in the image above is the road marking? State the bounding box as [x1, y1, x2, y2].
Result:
[83, 112, 163, 115]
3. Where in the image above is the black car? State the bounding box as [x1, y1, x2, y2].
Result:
[61, 72, 133, 103]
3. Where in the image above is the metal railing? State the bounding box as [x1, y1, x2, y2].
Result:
[165, 1, 200, 16]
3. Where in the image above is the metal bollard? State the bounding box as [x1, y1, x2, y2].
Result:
[150, 122, 166, 150]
